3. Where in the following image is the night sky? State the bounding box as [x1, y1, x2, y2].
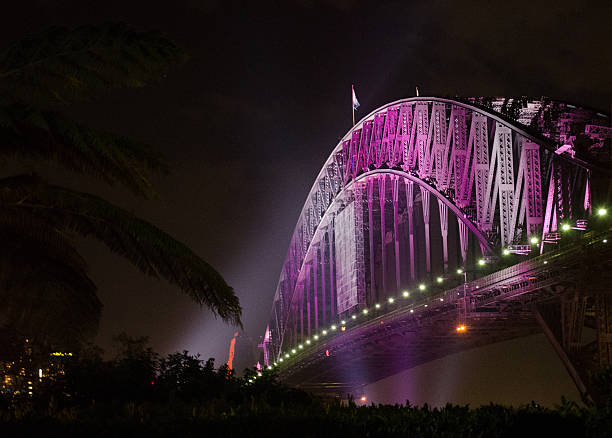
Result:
[2, 0, 611, 405]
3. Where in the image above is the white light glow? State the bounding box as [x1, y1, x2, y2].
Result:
[388, 297, 395, 303]
[419, 284, 426, 291]
[403, 291, 410, 297]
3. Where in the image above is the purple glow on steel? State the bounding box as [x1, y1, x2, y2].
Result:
[265, 97, 609, 362]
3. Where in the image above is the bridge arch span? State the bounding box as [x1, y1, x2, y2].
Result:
[263, 97, 610, 363]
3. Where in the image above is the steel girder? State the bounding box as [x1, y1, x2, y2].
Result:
[264, 97, 609, 362]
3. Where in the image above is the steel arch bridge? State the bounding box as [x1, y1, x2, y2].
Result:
[261, 97, 611, 399]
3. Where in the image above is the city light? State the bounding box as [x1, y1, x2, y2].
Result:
[457, 268, 464, 274]
[291, 349, 296, 354]
[562, 223, 571, 231]
[351, 315, 357, 319]
[388, 297, 395, 303]
[410, 309, 414, 313]
[285, 354, 289, 358]
[298, 344, 303, 349]
[478, 258, 486, 266]
[268, 366, 272, 370]
[403, 291, 410, 297]
[503, 249, 510, 255]
[598, 208, 607, 216]
[322, 330, 328, 335]
[436, 276, 443, 283]
[341, 326, 346, 331]
[314, 335, 319, 340]
[530, 236, 539, 245]
[363, 309, 369, 314]
[279, 358, 284, 362]
[341, 320, 346, 324]
[543, 260, 548, 264]
[456, 325, 467, 332]
[439, 298, 443, 302]
[331, 325, 337, 331]
[306, 339, 311, 344]
[419, 284, 426, 291]
[360, 395, 367, 402]
[604, 239, 608, 243]
[375, 303, 381, 309]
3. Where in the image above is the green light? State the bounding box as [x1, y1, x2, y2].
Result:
[436, 277, 443, 283]
[419, 284, 426, 291]
[478, 259, 486, 266]
[598, 208, 607, 216]
[562, 223, 571, 231]
[503, 249, 510, 255]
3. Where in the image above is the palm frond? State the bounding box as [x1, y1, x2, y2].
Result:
[0, 174, 242, 327]
[0, 103, 168, 198]
[0, 214, 100, 348]
[0, 23, 187, 106]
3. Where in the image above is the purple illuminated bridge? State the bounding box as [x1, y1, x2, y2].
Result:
[261, 97, 612, 403]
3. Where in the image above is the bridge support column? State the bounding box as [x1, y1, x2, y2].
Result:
[329, 218, 336, 318]
[313, 249, 319, 332]
[379, 175, 387, 294]
[405, 181, 415, 281]
[392, 176, 401, 291]
[305, 269, 311, 338]
[299, 284, 304, 342]
[420, 187, 431, 274]
[458, 218, 468, 266]
[367, 178, 376, 304]
[438, 199, 449, 273]
[320, 237, 327, 327]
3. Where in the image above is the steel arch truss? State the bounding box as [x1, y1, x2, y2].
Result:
[263, 97, 609, 361]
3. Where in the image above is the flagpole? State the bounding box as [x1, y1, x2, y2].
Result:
[352, 84, 355, 127]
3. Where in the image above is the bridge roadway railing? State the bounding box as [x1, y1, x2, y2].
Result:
[273, 229, 609, 374]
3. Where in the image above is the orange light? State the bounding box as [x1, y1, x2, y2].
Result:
[341, 326, 346, 331]
[325, 349, 330, 357]
[360, 395, 367, 402]
[456, 325, 467, 332]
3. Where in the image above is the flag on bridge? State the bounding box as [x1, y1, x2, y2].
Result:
[352, 85, 360, 110]
[352, 85, 360, 126]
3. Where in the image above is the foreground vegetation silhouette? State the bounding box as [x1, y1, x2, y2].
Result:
[0, 24, 241, 352]
[2, 335, 612, 438]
